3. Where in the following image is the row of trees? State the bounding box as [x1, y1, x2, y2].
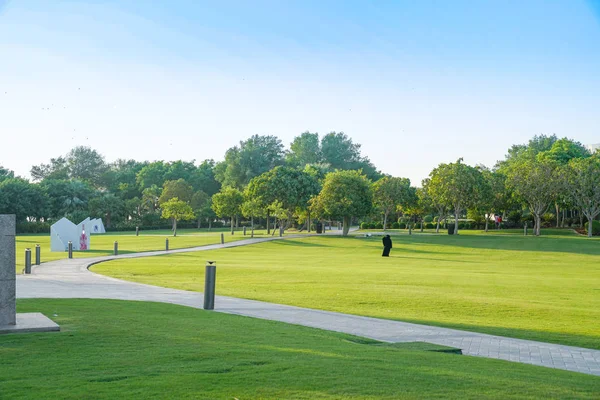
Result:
[0, 132, 381, 234]
[2, 133, 599, 237]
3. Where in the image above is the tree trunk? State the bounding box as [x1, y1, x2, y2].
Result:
[436, 220, 440, 233]
[308, 210, 311, 233]
[383, 212, 388, 231]
[106, 212, 112, 229]
[535, 214, 541, 236]
[342, 216, 350, 236]
[580, 211, 584, 228]
[420, 220, 423, 232]
[484, 217, 489, 232]
[173, 219, 177, 237]
[267, 210, 270, 234]
[454, 209, 459, 235]
[230, 217, 234, 234]
[588, 217, 593, 238]
[197, 218, 201, 229]
[208, 219, 212, 230]
[251, 216, 254, 229]
[555, 203, 560, 228]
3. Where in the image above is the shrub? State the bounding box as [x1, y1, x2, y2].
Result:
[425, 222, 434, 229]
[423, 215, 433, 223]
[391, 222, 400, 229]
[360, 222, 370, 230]
[542, 213, 555, 225]
[16, 222, 51, 234]
[458, 223, 465, 229]
[399, 223, 406, 229]
[374, 222, 383, 229]
[586, 220, 600, 236]
[464, 223, 471, 229]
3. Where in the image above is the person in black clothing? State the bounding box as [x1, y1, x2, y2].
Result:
[382, 234, 392, 257]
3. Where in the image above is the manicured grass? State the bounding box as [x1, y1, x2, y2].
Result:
[14, 228, 292, 273]
[1, 299, 597, 399]
[94, 231, 600, 350]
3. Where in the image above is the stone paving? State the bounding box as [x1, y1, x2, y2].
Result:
[15, 234, 600, 377]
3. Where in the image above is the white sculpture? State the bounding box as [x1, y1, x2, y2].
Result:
[50, 217, 93, 251]
[90, 218, 106, 234]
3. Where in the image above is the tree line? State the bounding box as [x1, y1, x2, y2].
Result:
[1, 133, 599, 237]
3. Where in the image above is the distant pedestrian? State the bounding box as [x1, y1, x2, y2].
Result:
[497, 215, 503, 229]
[382, 235, 392, 257]
[495, 215, 500, 229]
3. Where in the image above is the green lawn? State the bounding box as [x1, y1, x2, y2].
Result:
[93, 230, 600, 350]
[15, 228, 293, 273]
[1, 299, 597, 399]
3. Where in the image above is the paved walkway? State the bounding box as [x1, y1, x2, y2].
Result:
[16, 234, 600, 377]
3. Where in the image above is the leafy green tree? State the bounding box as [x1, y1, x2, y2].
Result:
[88, 193, 125, 228]
[320, 132, 381, 180]
[312, 170, 372, 236]
[190, 190, 213, 228]
[506, 159, 558, 236]
[30, 156, 70, 181]
[0, 166, 15, 183]
[39, 179, 95, 219]
[287, 132, 322, 166]
[103, 159, 147, 200]
[0, 178, 47, 222]
[161, 198, 195, 236]
[427, 159, 483, 235]
[212, 187, 244, 233]
[215, 135, 285, 188]
[136, 161, 168, 190]
[192, 160, 221, 196]
[565, 155, 600, 237]
[141, 185, 162, 214]
[159, 179, 193, 205]
[65, 146, 108, 188]
[372, 176, 411, 230]
[422, 178, 451, 233]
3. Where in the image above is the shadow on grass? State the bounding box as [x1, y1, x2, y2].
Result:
[385, 232, 600, 256]
[271, 240, 331, 248]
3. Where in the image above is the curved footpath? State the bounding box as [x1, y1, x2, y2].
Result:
[16, 233, 600, 377]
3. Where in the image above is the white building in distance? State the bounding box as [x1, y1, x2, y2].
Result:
[585, 144, 600, 154]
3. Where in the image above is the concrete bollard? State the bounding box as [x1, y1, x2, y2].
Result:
[204, 261, 216, 310]
[220, 233, 224, 245]
[114, 241, 118, 256]
[243, 226, 247, 236]
[25, 248, 32, 274]
[165, 238, 169, 251]
[35, 244, 41, 265]
[136, 226, 139, 236]
[68, 241, 73, 259]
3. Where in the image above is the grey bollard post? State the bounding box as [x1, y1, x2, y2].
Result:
[136, 226, 139, 236]
[25, 248, 32, 274]
[114, 241, 118, 256]
[68, 241, 73, 259]
[243, 226, 247, 236]
[165, 238, 169, 251]
[220, 233, 224, 244]
[35, 244, 41, 265]
[204, 261, 216, 310]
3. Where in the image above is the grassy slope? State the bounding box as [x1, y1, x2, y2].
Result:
[1, 299, 597, 399]
[93, 230, 600, 349]
[14, 228, 288, 273]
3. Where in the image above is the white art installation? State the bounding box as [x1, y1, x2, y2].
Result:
[90, 218, 106, 234]
[50, 217, 101, 251]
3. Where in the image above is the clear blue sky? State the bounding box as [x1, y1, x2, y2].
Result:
[1, 0, 599, 185]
